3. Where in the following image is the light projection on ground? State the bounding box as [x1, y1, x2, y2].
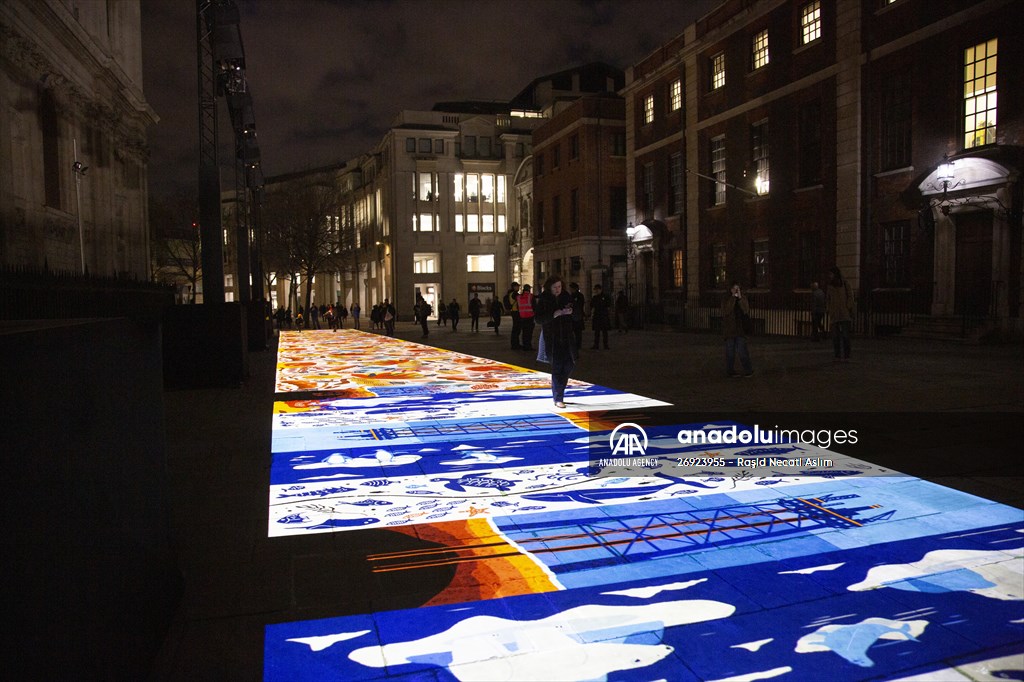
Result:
[265, 330, 1024, 681]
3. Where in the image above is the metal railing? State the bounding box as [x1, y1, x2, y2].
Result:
[0, 264, 174, 323]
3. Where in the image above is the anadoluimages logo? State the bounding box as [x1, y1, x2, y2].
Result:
[608, 422, 649, 456]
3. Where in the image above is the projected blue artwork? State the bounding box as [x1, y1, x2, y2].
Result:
[264, 331, 1024, 681]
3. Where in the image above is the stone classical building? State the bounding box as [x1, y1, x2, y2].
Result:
[0, 0, 155, 277]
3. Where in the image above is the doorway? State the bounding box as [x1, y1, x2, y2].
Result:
[415, 283, 439, 319]
[954, 211, 993, 316]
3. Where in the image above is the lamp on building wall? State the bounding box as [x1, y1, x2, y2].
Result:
[924, 154, 967, 216]
[72, 138, 89, 274]
[624, 222, 654, 310]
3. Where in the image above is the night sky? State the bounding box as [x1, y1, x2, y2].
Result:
[141, 0, 719, 198]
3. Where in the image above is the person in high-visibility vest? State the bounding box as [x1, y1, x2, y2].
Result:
[517, 284, 535, 351]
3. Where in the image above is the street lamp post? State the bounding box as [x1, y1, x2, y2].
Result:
[72, 138, 89, 274]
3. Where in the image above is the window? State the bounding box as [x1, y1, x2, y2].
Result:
[418, 172, 435, 201]
[413, 253, 440, 274]
[482, 214, 494, 232]
[798, 232, 819, 288]
[710, 135, 726, 206]
[455, 214, 464, 232]
[497, 215, 507, 233]
[669, 79, 682, 111]
[467, 214, 479, 232]
[536, 153, 545, 176]
[552, 144, 561, 168]
[418, 213, 434, 232]
[801, 1, 821, 44]
[481, 174, 494, 203]
[479, 137, 491, 157]
[570, 188, 579, 232]
[418, 138, 431, 154]
[642, 163, 655, 215]
[752, 29, 769, 69]
[669, 153, 684, 215]
[536, 200, 544, 237]
[405, 138, 416, 152]
[466, 174, 479, 202]
[497, 176, 506, 204]
[433, 139, 444, 154]
[643, 94, 655, 124]
[611, 133, 626, 156]
[964, 38, 998, 148]
[453, 173, 464, 202]
[711, 52, 726, 90]
[712, 244, 727, 287]
[552, 195, 561, 233]
[798, 101, 822, 186]
[753, 240, 770, 288]
[570, 134, 579, 160]
[879, 71, 911, 169]
[881, 221, 910, 287]
[672, 249, 684, 288]
[751, 120, 770, 195]
[463, 135, 477, 156]
[467, 254, 495, 272]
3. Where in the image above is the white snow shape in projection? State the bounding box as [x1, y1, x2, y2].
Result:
[601, 578, 707, 599]
[796, 617, 928, 667]
[847, 548, 1024, 601]
[287, 630, 370, 652]
[348, 599, 735, 681]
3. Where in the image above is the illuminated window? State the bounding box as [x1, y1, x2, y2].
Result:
[751, 120, 770, 195]
[481, 174, 494, 203]
[482, 214, 494, 232]
[669, 79, 682, 111]
[467, 214, 479, 232]
[801, 1, 821, 44]
[712, 244, 727, 287]
[964, 38, 998, 148]
[455, 214, 464, 232]
[418, 213, 434, 232]
[710, 135, 726, 206]
[711, 53, 725, 90]
[672, 249, 684, 288]
[418, 172, 435, 201]
[644, 94, 654, 124]
[466, 174, 479, 202]
[413, 253, 440, 274]
[467, 254, 495, 272]
[497, 176, 506, 204]
[753, 239, 770, 287]
[497, 215, 506, 232]
[752, 29, 769, 69]
[453, 173, 464, 202]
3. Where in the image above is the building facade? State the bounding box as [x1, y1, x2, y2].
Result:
[0, 0, 155, 277]
[619, 0, 1021, 334]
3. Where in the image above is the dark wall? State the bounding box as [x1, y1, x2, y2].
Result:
[0, 318, 180, 679]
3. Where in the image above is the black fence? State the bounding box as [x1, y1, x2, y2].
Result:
[635, 285, 958, 338]
[0, 264, 175, 323]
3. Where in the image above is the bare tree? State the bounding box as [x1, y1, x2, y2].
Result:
[262, 180, 342, 315]
[150, 191, 202, 302]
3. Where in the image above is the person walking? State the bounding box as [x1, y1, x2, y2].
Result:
[383, 299, 397, 336]
[338, 304, 348, 329]
[309, 304, 320, 329]
[518, 284, 536, 351]
[826, 267, 855, 361]
[811, 281, 826, 341]
[504, 282, 522, 349]
[568, 282, 586, 352]
[614, 291, 630, 334]
[589, 284, 611, 350]
[489, 297, 503, 334]
[415, 295, 431, 338]
[468, 293, 482, 332]
[722, 283, 754, 377]
[351, 302, 361, 329]
[448, 298, 461, 332]
[534, 275, 578, 409]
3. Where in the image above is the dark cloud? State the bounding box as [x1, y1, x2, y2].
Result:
[142, 0, 718, 197]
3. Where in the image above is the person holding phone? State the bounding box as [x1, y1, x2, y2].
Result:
[722, 282, 753, 377]
[534, 275, 578, 408]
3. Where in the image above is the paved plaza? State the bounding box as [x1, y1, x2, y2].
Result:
[151, 324, 1023, 680]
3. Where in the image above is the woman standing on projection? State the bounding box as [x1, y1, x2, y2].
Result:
[533, 275, 578, 409]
